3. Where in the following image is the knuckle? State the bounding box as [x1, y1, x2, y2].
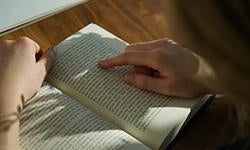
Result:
[17, 36, 32, 44]
[15, 36, 39, 53]
[15, 37, 32, 49]
[11, 37, 34, 55]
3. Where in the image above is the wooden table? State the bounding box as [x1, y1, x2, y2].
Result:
[0, 0, 240, 149]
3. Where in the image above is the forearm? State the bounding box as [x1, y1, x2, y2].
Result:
[0, 117, 20, 150]
[0, 96, 22, 150]
[0, 37, 53, 150]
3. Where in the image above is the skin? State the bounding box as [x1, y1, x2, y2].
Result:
[1, 1, 247, 149]
[98, 38, 215, 98]
[0, 37, 54, 150]
[0, 36, 215, 150]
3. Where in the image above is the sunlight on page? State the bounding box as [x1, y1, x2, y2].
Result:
[46, 24, 211, 149]
[47, 24, 191, 149]
[74, 70, 89, 79]
[20, 84, 149, 150]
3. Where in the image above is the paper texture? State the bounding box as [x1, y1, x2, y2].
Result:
[47, 24, 197, 149]
[20, 84, 150, 150]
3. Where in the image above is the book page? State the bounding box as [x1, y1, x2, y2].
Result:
[20, 84, 149, 150]
[47, 24, 204, 149]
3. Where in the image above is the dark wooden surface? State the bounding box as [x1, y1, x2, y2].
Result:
[0, 0, 239, 149]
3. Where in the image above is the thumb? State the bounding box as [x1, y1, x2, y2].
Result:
[36, 47, 55, 80]
[124, 73, 167, 94]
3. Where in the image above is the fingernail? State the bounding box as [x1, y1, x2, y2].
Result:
[124, 74, 133, 84]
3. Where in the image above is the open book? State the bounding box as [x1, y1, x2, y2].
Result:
[20, 24, 213, 150]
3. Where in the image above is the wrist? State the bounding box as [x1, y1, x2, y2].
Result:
[0, 93, 23, 115]
[0, 96, 21, 150]
[0, 112, 20, 150]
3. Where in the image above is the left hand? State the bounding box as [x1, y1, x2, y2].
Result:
[0, 37, 54, 113]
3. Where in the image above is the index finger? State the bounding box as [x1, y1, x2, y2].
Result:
[98, 51, 158, 70]
[15, 36, 41, 54]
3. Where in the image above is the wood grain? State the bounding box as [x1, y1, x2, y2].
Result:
[0, 0, 171, 50]
[0, 0, 239, 149]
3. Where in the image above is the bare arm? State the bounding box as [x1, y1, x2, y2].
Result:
[0, 37, 54, 150]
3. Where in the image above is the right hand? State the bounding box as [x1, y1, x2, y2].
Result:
[98, 39, 214, 98]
